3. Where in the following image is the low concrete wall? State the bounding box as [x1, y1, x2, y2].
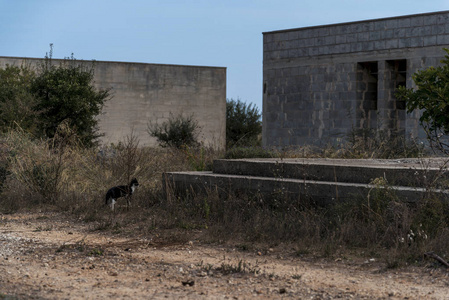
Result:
[165, 158, 449, 206]
[0, 57, 226, 148]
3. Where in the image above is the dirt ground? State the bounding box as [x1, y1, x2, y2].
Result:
[0, 212, 448, 299]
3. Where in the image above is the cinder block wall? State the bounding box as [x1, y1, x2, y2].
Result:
[263, 11, 449, 147]
[0, 57, 226, 148]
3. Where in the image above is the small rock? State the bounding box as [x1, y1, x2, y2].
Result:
[109, 271, 118, 276]
[197, 271, 208, 277]
[279, 288, 287, 294]
[182, 279, 195, 286]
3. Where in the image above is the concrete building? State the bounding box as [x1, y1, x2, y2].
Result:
[262, 11, 449, 147]
[0, 57, 226, 148]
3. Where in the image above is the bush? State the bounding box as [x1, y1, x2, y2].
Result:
[226, 98, 261, 148]
[4, 124, 75, 204]
[31, 49, 110, 147]
[148, 113, 200, 149]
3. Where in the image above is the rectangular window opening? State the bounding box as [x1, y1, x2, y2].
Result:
[357, 61, 378, 111]
[387, 59, 407, 110]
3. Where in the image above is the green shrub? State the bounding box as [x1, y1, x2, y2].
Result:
[32, 51, 110, 147]
[148, 113, 200, 149]
[226, 98, 261, 148]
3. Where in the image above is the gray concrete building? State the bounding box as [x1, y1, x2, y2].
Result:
[0, 57, 226, 148]
[262, 10, 449, 147]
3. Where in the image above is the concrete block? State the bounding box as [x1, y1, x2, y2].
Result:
[346, 33, 358, 43]
[369, 31, 382, 41]
[385, 39, 399, 49]
[424, 14, 438, 25]
[437, 34, 449, 45]
[397, 18, 411, 28]
[361, 41, 374, 51]
[357, 32, 371, 42]
[374, 40, 386, 50]
[288, 31, 299, 40]
[398, 38, 411, 48]
[393, 28, 406, 38]
[437, 13, 449, 24]
[423, 36, 437, 46]
[432, 24, 445, 35]
[410, 16, 424, 27]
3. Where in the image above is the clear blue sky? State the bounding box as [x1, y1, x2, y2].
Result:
[1, 1, 449, 112]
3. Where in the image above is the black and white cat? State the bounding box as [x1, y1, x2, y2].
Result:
[105, 178, 139, 211]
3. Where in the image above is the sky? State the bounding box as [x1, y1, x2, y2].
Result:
[1, 1, 449, 112]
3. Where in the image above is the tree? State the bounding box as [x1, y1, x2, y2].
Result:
[0, 64, 38, 132]
[31, 49, 110, 147]
[226, 98, 261, 148]
[396, 48, 449, 154]
[0, 45, 110, 147]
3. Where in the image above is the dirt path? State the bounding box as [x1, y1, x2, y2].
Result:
[0, 212, 448, 299]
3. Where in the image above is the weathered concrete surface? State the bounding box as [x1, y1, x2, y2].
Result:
[263, 11, 449, 148]
[0, 57, 226, 148]
[213, 158, 449, 187]
[165, 158, 449, 205]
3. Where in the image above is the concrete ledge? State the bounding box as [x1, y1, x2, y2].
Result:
[164, 171, 447, 205]
[213, 158, 449, 188]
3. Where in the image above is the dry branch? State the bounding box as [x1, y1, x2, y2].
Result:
[424, 251, 449, 268]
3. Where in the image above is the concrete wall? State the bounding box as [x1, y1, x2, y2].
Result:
[263, 11, 449, 147]
[0, 57, 226, 148]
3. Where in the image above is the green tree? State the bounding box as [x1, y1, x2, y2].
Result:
[226, 98, 261, 148]
[31, 49, 110, 147]
[0, 46, 110, 147]
[396, 48, 449, 154]
[0, 64, 38, 132]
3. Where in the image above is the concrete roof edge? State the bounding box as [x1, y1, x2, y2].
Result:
[262, 10, 449, 35]
[0, 56, 226, 70]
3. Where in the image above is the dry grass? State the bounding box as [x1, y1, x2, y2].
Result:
[0, 127, 448, 267]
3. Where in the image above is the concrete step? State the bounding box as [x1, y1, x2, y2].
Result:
[164, 158, 449, 205]
[163, 170, 447, 205]
[213, 158, 449, 188]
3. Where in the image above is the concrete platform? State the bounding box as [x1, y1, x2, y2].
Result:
[213, 158, 449, 188]
[164, 158, 449, 204]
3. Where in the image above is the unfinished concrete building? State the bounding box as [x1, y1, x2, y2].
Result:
[262, 11, 449, 147]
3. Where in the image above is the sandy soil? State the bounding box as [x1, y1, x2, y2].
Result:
[0, 212, 448, 299]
